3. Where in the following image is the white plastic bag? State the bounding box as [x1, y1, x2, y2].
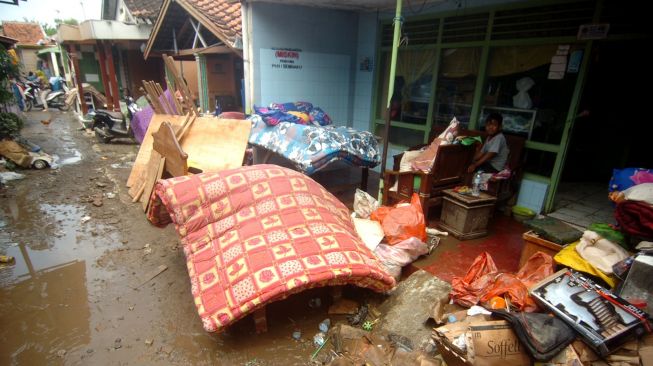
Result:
[373, 237, 429, 279]
[353, 188, 379, 219]
[513, 77, 535, 109]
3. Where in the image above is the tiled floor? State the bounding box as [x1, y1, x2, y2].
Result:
[548, 182, 616, 230]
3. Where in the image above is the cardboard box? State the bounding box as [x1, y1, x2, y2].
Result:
[432, 318, 530, 366]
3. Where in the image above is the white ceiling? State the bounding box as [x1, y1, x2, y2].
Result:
[247, 0, 447, 11]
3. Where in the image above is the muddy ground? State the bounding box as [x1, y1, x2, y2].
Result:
[0, 110, 370, 365]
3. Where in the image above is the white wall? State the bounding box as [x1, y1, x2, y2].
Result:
[250, 2, 358, 126]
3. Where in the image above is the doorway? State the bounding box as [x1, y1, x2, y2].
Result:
[550, 40, 653, 228]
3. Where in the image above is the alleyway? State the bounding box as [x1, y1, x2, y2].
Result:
[0, 111, 333, 365]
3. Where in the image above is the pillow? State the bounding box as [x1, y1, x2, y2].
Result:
[410, 117, 459, 173]
[389, 150, 422, 192]
[609, 168, 653, 192]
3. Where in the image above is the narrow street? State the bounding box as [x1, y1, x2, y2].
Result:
[0, 111, 329, 365]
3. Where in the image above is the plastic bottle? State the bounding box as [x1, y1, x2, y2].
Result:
[318, 318, 331, 333]
[472, 171, 482, 197]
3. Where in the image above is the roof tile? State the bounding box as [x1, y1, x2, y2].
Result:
[0, 22, 46, 46]
[182, 0, 241, 47]
[124, 0, 164, 22]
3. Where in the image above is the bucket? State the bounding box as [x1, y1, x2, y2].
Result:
[512, 206, 536, 223]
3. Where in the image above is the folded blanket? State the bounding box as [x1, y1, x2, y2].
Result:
[148, 165, 395, 332]
[255, 101, 332, 126]
[248, 115, 380, 175]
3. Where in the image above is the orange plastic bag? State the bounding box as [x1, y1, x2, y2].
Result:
[370, 193, 426, 245]
[451, 252, 554, 312]
[450, 252, 498, 307]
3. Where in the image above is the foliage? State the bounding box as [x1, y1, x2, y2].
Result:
[0, 112, 24, 139]
[42, 18, 80, 36]
[0, 45, 22, 106]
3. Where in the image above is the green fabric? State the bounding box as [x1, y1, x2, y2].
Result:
[458, 136, 482, 146]
[525, 217, 583, 245]
[589, 223, 629, 250]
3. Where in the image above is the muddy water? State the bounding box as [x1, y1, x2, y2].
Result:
[0, 111, 350, 365]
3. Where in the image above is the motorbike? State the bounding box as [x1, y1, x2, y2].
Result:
[92, 95, 141, 143]
[23, 80, 71, 112]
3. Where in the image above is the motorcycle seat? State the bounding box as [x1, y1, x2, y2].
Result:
[96, 110, 124, 120]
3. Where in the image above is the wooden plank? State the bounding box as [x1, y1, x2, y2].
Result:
[126, 114, 187, 190]
[141, 155, 166, 212]
[180, 117, 251, 173]
[143, 81, 164, 114]
[155, 83, 176, 115]
[162, 55, 196, 116]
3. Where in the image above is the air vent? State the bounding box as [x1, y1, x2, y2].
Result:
[492, 1, 594, 40]
[442, 13, 489, 43]
[381, 19, 439, 47]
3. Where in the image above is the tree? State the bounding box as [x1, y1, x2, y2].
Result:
[0, 45, 21, 106]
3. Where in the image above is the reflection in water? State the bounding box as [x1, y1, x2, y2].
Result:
[0, 202, 97, 365]
[0, 260, 90, 365]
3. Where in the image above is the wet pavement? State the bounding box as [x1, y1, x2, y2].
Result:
[0, 110, 343, 365]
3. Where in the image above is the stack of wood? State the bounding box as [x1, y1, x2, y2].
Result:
[126, 54, 252, 213]
[127, 54, 198, 211]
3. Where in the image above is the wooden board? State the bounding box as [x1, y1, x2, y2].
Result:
[180, 117, 252, 173]
[127, 114, 187, 192]
[152, 121, 188, 177]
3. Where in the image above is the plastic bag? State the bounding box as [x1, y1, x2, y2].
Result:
[575, 230, 629, 274]
[353, 188, 379, 219]
[370, 193, 426, 245]
[374, 237, 429, 279]
[450, 252, 498, 308]
[512, 77, 534, 109]
[451, 252, 554, 312]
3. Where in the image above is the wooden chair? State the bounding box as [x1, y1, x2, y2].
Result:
[382, 143, 475, 219]
[152, 121, 202, 177]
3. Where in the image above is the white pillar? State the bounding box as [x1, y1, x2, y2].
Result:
[50, 51, 60, 77]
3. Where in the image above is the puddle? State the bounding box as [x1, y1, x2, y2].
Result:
[0, 202, 120, 364]
[51, 148, 83, 167]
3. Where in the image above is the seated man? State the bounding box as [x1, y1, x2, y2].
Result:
[467, 112, 510, 173]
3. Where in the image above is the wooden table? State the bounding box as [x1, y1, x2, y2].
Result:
[438, 189, 497, 240]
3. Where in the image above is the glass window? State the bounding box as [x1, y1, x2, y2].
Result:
[376, 49, 436, 125]
[480, 45, 582, 144]
[433, 47, 481, 129]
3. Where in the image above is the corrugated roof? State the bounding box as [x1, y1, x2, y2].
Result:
[124, 0, 164, 23]
[1, 21, 46, 46]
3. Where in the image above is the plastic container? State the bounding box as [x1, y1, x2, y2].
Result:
[318, 318, 331, 333]
[512, 206, 536, 223]
[472, 171, 482, 197]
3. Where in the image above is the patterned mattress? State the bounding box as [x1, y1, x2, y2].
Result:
[248, 115, 380, 175]
[147, 165, 395, 332]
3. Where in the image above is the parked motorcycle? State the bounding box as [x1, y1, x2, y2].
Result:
[92, 95, 141, 143]
[23, 80, 71, 112]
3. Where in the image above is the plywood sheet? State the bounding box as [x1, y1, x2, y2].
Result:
[127, 114, 186, 190]
[180, 117, 251, 173]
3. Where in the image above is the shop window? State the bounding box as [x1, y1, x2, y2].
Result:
[433, 47, 481, 129]
[480, 45, 581, 144]
[376, 49, 436, 125]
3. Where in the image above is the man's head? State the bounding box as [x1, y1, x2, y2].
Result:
[485, 112, 503, 136]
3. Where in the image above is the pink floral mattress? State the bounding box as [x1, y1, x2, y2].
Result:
[147, 164, 395, 332]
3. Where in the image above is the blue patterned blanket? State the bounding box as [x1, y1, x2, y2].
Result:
[248, 115, 379, 175]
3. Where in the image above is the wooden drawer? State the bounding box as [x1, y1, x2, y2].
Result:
[519, 230, 563, 267]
